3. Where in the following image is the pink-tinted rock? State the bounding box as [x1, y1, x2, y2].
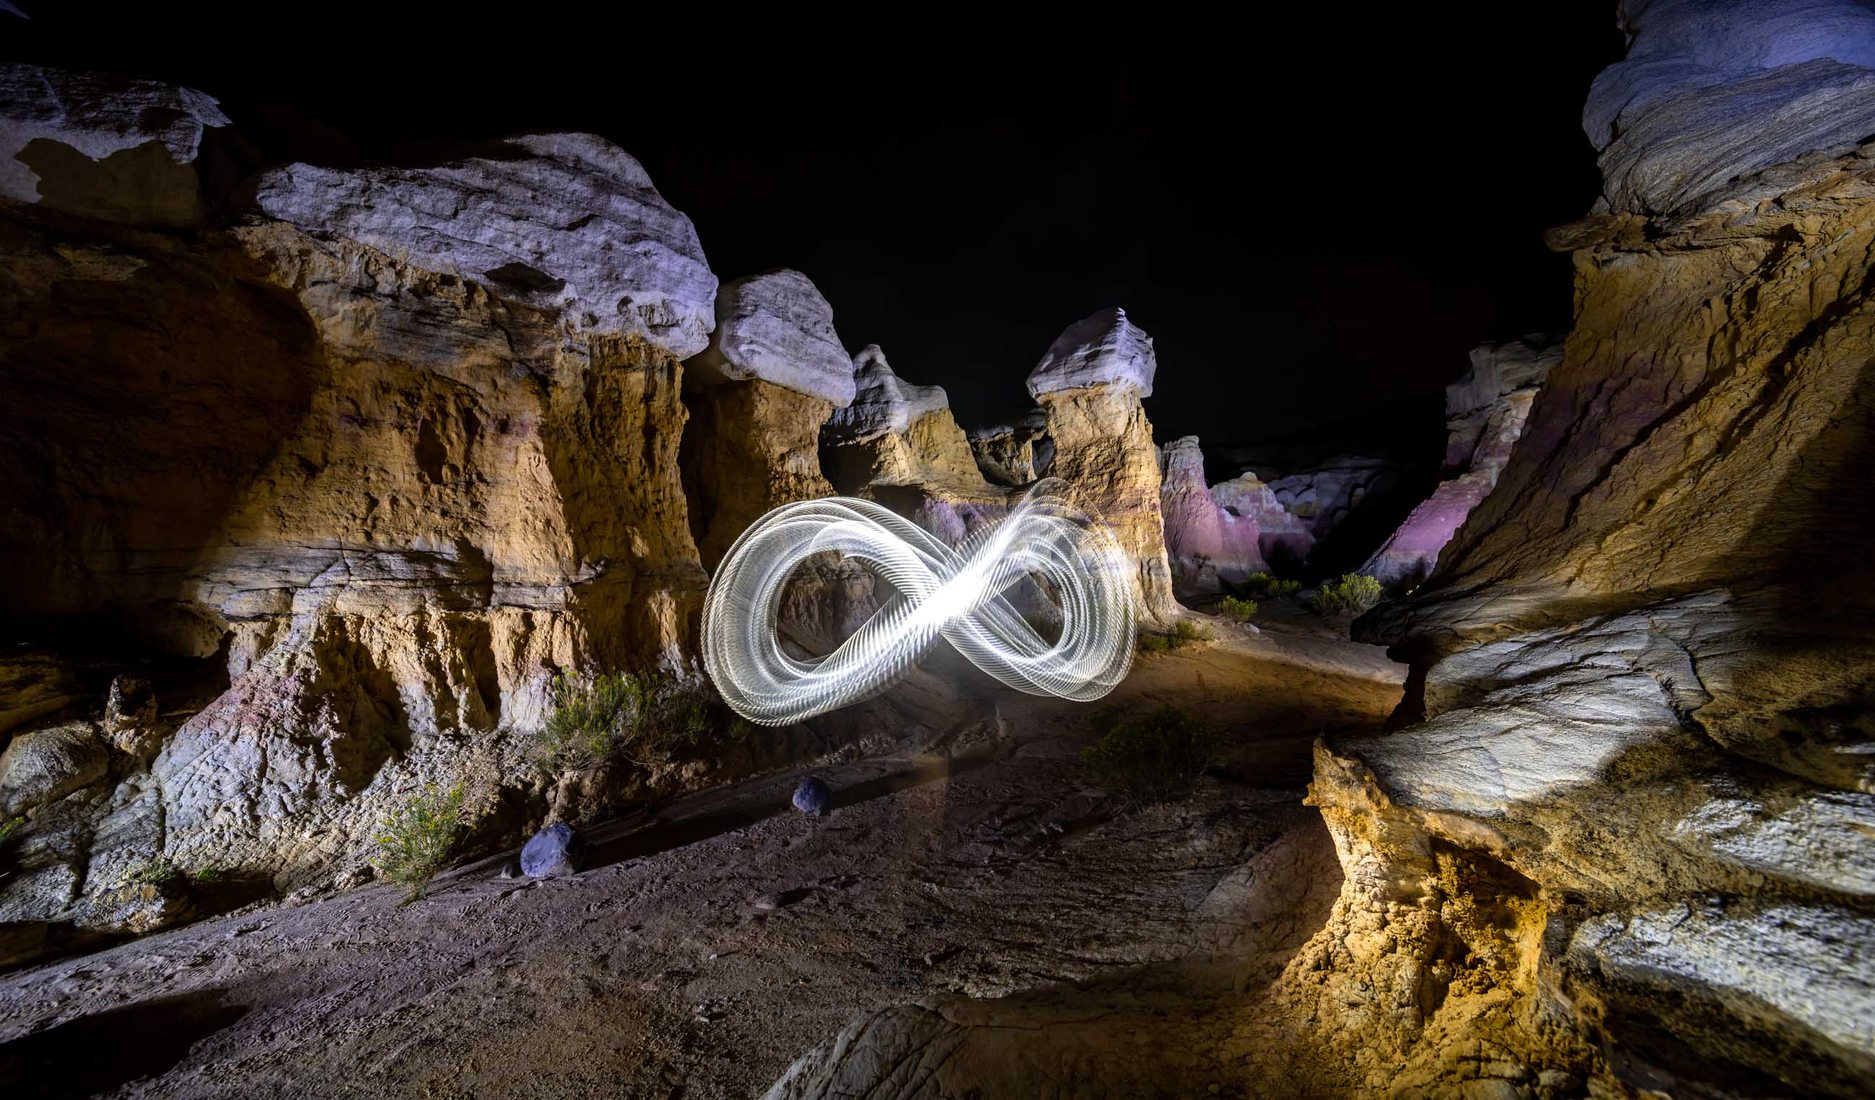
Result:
[1362, 339, 1555, 587]
[1159, 437, 1267, 596]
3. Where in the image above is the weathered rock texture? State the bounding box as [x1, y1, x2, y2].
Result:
[254, 132, 717, 356]
[0, 71, 716, 944]
[1310, 15, 1875, 1092]
[685, 269, 854, 404]
[1586, 0, 1875, 216]
[966, 409, 1051, 486]
[0, 62, 229, 228]
[823, 346, 1008, 546]
[1159, 436, 1267, 596]
[1027, 312, 1179, 624]
[681, 271, 849, 570]
[1210, 471, 1315, 568]
[1360, 336, 1557, 588]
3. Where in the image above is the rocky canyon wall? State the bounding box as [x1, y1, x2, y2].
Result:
[1296, 4, 1875, 1094]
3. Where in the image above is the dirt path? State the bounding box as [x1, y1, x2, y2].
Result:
[0, 628, 1402, 1099]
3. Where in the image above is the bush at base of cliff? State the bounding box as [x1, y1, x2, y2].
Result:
[1240, 572, 1302, 599]
[538, 671, 747, 772]
[374, 784, 467, 900]
[1080, 706, 1221, 805]
[1137, 618, 1216, 655]
[1220, 596, 1259, 622]
[1310, 573, 1383, 617]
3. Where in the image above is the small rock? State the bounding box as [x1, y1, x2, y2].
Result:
[792, 776, 831, 816]
[519, 823, 583, 878]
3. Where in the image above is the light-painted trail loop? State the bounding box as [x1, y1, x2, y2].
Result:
[703, 478, 1138, 725]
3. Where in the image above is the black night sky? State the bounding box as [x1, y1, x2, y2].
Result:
[3, 6, 1625, 451]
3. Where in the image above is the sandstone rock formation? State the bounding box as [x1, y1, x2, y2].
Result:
[1027, 309, 1178, 623]
[0, 62, 229, 227]
[1159, 436, 1267, 596]
[1305, 11, 1875, 1091]
[254, 132, 717, 356]
[685, 269, 855, 404]
[680, 270, 849, 570]
[1586, 0, 1875, 216]
[1209, 471, 1315, 568]
[1359, 336, 1558, 588]
[966, 409, 1051, 486]
[0, 67, 717, 943]
[823, 345, 1008, 546]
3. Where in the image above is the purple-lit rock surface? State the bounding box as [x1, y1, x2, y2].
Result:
[792, 776, 831, 816]
[1159, 437, 1267, 595]
[1361, 338, 1555, 587]
[520, 823, 584, 878]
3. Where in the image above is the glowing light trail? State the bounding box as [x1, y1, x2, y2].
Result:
[703, 478, 1137, 725]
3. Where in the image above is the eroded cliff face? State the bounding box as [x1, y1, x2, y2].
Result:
[1297, 10, 1875, 1092]
[1159, 436, 1267, 596]
[0, 74, 721, 943]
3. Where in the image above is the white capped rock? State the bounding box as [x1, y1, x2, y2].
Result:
[1586, 0, 1875, 214]
[0, 62, 229, 225]
[253, 132, 717, 356]
[1026, 308, 1156, 399]
[825, 345, 951, 443]
[688, 270, 854, 405]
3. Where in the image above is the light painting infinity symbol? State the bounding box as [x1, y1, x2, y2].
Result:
[703, 478, 1137, 725]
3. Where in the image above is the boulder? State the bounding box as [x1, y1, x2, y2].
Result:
[519, 823, 583, 878]
[0, 62, 229, 227]
[1026, 307, 1155, 398]
[688, 270, 854, 405]
[1586, 0, 1875, 215]
[1158, 436, 1266, 596]
[791, 776, 830, 816]
[253, 132, 717, 356]
[0, 721, 109, 817]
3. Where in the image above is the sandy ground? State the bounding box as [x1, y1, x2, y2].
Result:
[0, 624, 1401, 1099]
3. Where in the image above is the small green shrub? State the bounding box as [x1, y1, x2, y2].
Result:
[122, 856, 183, 888]
[1137, 619, 1216, 655]
[1242, 572, 1302, 599]
[1310, 574, 1384, 617]
[0, 815, 23, 848]
[1219, 596, 1259, 622]
[539, 671, 734, 771]
[374, 784, 467, 899]
[1172, 618, 1216, 645]
[1080, 706, 1222, 805]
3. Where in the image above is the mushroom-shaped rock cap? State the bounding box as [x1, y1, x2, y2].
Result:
[825, 345, 952, 443]
[688, 269, 855, 406]
[253, 132, 718, 357]
[1026, 308, 1156, 399]
[0, 62, 230, 225]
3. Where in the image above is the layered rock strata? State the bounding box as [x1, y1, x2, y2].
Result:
[822, 345, 1008, 546]
[680, 270, 849, 570]
[1303, 8, 1875, 1092]
[1027, 309, 1179, 623]
[0, 67, 715, 942]
[1359, 336, 1558, 588]
[966, 409, 1051, 487]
